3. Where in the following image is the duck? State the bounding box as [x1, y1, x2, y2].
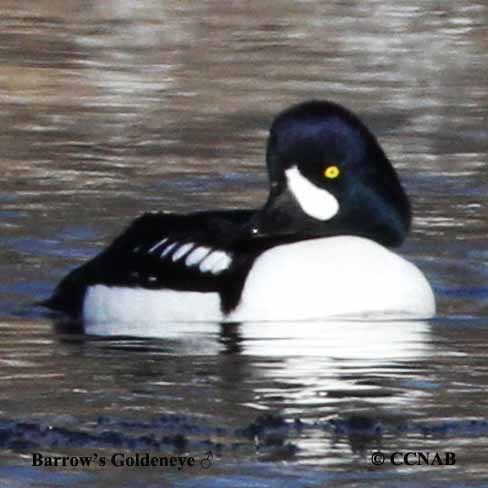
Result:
[42, 100, 435, 331]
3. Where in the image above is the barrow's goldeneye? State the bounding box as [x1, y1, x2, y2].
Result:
[43, 100, 435, 330]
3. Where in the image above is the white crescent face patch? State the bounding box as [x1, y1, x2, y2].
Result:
[285, 166, 339, 221]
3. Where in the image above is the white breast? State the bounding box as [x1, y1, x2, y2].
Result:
[82, 236, 435, 336]
[228, 236, 435, 322]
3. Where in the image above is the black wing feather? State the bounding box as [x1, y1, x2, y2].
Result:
[43, 210, 257, 317]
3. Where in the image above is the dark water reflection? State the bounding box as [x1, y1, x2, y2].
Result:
[2, 318, 488, 486]
[1, 0, 488, 486]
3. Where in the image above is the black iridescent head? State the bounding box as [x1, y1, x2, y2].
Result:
[250, 100, 411, 247]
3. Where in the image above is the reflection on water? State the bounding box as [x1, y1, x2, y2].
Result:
[1, 0, 488, 486]
[0, 318, 442, 431]
[68, 319, 432, 412]
[2, 316, 488, 486]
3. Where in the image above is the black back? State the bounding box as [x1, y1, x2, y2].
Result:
[43, 210, 275, 316]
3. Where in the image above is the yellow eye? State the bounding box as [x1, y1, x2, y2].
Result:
[324, 165, 340, 179]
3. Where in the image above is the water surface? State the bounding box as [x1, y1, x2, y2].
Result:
[1, 1, 488, 486]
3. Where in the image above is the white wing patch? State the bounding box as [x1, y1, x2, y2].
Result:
[160, 242, 177, 257]
[144, 237, 232, 275]
[209, 252, 233, 274]
[185, 246, 211, 266]
[199, 250, 232, 274]
[172, 242, 194, 261]
[285, 166, 339, 221]
[148, 237, 169, 253]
